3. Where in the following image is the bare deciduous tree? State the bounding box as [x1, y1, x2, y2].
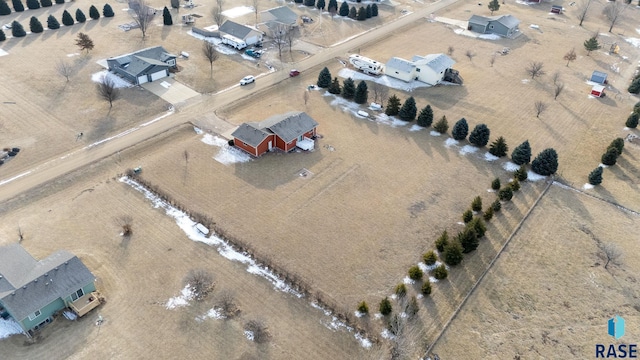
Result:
[273, 24, 288, 60]
[285, 25, 298, 55]
[563, 48, 577, 66]
[447, 46, 454, 56]
[577, 0, 592, 26]
[303, 90, 309, 105]
[244, 319, 271, 343]
[489, 54, 496, 67]
[465, 50, 475, 61]
[602, 243, 622, 269]
[526, 61, 545, 79]
[603, 1, 627, 33]
[216, 289, 240, 318]
[534, 100, 547, 118]
[212, 6, 225, 27]
[97, 75, 120, 108]
[554, 82, 565, 100]
[130, 0, 154, 39]
[56, 59, 74, 82]
[215, 0, 223, 8]
[170, 0, 179, 12]
[184, 269, 215, 301]
[116, 215, 133, 237]
[202, 40, 219, 77]
[551, 71, 561, 85]
[252, 0, 258, 26]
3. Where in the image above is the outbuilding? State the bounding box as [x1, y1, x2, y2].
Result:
[590, 71, 608, 85]
[591, 85, 605, 97]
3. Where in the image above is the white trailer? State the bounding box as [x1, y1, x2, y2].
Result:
[221, 34, 247, 50]
[349, 54, 384, 75]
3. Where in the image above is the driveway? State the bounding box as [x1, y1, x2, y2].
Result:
[141, 77, 200, 105]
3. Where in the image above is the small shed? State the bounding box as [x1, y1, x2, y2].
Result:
[591, 85, 605, 97]
[550, 5, 563, 14]
[590, 71, 608, 85]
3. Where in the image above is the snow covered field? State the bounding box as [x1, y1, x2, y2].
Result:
[221, 6, 254, 19]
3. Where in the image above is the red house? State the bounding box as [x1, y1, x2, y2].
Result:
[231, 111, 319, 157]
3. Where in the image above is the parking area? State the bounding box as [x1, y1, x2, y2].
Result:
[141, 77, 200, 105]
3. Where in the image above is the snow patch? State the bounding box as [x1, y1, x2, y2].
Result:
[429, 276, 439, 283]
[166, 285, 194, 309]
[354, 311, 365, 318]
[502, 162, 520, 172]
[521, 79, 530, 84]
[403, 276, 415, 285]
[409, 124, 423, 132]
[0, 49, 8, 57]
[66, 53, 79, 57]
[186, 31, 238, 55]
[374, 313, 383, 319]
[193, 126, 203, 134]
[200, 134, 251, 165]
[91, 70, 133, 88]
[459, 145, 478, 155]
[583, 183, 595, 190]
[381, 329, 396, 340]
[338, 68, 434, 93]
[355, 333, 372, 349]
[430, 131, 442, 137]
[625, 37, 640, 48]
[0, 318, 24, 339]
[444, 138, 458, 147]
[418, 261, 442, 273]
[417, 294, 424, 299]
[527, 171, 546, 182]
[222, 6, 254, 18]
[479, 33, 501, 40]
[196, 308, 225, 322]
[484, 152, 499, 161]
[244, 330, 254, 341]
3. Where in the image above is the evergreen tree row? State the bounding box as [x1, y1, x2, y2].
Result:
[1, 0, 86, 14]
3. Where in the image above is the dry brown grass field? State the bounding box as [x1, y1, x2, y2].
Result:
[1, 0, 640, 358]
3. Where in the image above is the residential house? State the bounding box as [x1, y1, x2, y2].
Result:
[232, 111, 319, 157]
[260, 6, 298, 37]
[218, 20, 263, 46]
[107, 46, 177, 85]
[0, 244, 100, 334]
[385, 53, 462, 85]
[468, 14, 520, 38]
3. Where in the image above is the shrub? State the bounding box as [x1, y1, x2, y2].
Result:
[316, 0, 325, 10]
[469, 124, 490, 147]
[184, 269, 215, 301]
[244, 319, 270, 343]
[510, 178, 520, 192]
[489, 136, 508, 157]
[626, 112, 639, 128]
[514, 165, 528, 181]
[47, 14, 60, 29]
[483, 206, 494, 221]
[398, 96, 417, 121]
[421, 279, 432, 295]
[103, 3, 114, 17]
[385, 95, 401, 116]
[588, 166, 603, 186]
[435, 230, 448, 252]
[462, 209, 473, 223]
[328, 77, 341, 94]
[29, 16, 43, 33]
[417, 105, 434, 127]
[354, 80, 368, 104]
[304, 0, 315, 6]
[628, 78, 640, 94]
[511, 140, 531, 165]
[394, 283, 407, 298]
[423, 250, 437, 265]
[531, 148, 558, 176]
[601, 147, 618, 166]
[317, 67, 331, 88]
[62, 10, 74, 25]
[491, 199, 502, 212]
[366, 4, 371, 18]
[491, 178, 501, 190]
[357, 6, 366, 20]
[498, 186, 513, 201]
[76, 9, 86, 23]
[357, 301, 369, 314]
[433, 264, 448, 280]
[379, 297, 392, 315]
[458, 227, 478, 253]
[89, 5, 100, 19]
[408, 265, 423, 281]
[11, 20, 26, 36]
[371, 3, 378, 16]
[452, 118, 469, 140]
[433, 115, 449, 134]
[341, 77, 355, 99]
[443, 240, 463, 265]
[468, 217, 487, 238]
[609, 138, 624, 156]
[471, 196, 482, 212]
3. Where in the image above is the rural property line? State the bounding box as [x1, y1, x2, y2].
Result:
[551, 181, 640, 216]
[425, 179, 553, 357]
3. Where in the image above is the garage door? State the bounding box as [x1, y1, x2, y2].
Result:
[137, 75, 148, 85]
[246, 36, 258, 45]
[149, 70, 167, 82]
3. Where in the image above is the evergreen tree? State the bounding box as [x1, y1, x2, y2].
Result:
[423, 250, 437, 265]
[89, 5, 100, 19]
[588, 166, 603, 186]
[47, 14, 59, 29]
[451, 118, 469, 140]
[162, 6, 172, 25]
[328, 77, 341, 94]
[395, 283, 407, 297]
[0, 0, 11, 15]
[62, 10, 74, 25]
[483, 206, 494, 221]
[328, 0, 337, 12]
[514, 165, 528, 181]
[29, 16, 43, 33]
[462, 209, 473, 223]
[75, 32, 94, 53]
[316, 0, 325, 10]
[511, 140, 531, 165]
[0, 29, 5, 41]
[433, 115, 448, 134]
[304, 0, 314, 6]
[421, 280, 432, 296]
[354, 80, 368, 104]
[371, 3, 378, 16]
[339, 1, 348, 16]
[510, 178, 520, 192]
[348, 6, 356, 19]
[103, 3, 114, 17]
[357, 301, 368, 314]
[316, 67, 331, 88]
[469, 124, 490, 147]
[433, 264, 448, 279]
[488, 0, 500, 14]
[356, 6, 366, 20]
[75, 8, 86, 22]
[629, 78, 640, 94]
[55, 0, 64, 4]
[491, 178, 501, 190]
[385, 95, 401, 116]
[531, 148, 558, 176]
[294, 0, 302, 3]
[26, 0, 38, 10]
[408, 265, 423, 281]
[443, 240, 463, 265]
[12, 0, 24, 12]
[398, 96, 417, 121]
[435, 230, 448, 252]
[601, 147, 618, 166]
[379, 297, 392, 316]
[417, 105, 433, 127]
[342, 77, 355, 99]
[489, 136, 508, 157]
[626, 112, 639, 128]
[491, 199, 502, 212]
[40, 0, 51, 6]
[458, 227, 478, 253]
[468, 217, 487, 238]
[498, 186, 513, 201]
[11, 20, 25, 36]
[584, 36, 600, 56]
[609, 138, 624, 156]
[471, 196, 482, 212]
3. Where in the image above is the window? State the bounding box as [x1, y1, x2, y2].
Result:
[489, 25, 494, 29]
[71, 288, 84, 302]
[28, 310, 41, 321]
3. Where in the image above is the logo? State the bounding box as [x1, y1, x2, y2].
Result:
[609, 316, 625, 340]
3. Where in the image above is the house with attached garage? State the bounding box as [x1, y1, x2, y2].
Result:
[107, 46, 177, 85]
[231, 111, 319, 157]
[218, 20, 263, 46]
[467, 14, 521, 38]
[260, 6, 298, 37]
[385, 53, 462, 85]
[0, 244, 101, 335]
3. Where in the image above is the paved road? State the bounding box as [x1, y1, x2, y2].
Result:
[0, 0, 460, 204]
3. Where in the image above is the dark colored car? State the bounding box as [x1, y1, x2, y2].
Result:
[289, 69, 300, 77]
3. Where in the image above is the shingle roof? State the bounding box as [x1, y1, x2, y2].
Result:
[262, 6, 298, 25]
[496, 15, 520, 28]
[232, 123, 271, 147]
[219, 20, 259, 40]
[108, 46, 176, 77]
[0, 244, 95, 322]
[469, 14, 520, 29]
[386, 57, 416, 73]
[469, 14, 490, 26]
[591, 71, 608, 84]
[420, 53, 456, 73]
[261, 111, 318, 143]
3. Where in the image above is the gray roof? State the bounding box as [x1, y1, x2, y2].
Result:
[219, 20, 260, 40]
[0, 244, 95, 321]
[262, 6, 298, 25]
[386, 57, 416, 73]
[468, 14, 490, 26]
[260, 111, 318, 143]
[232, 123, 271, 147]
[591, 71, 608, 83]
[420, 53, 456, 73]
[108, 46, 176, 77]
[496, 15, 520, 28]
[469, 14, 520, 29]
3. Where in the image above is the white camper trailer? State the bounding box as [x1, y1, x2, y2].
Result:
[221, 34, 247, 50]
[349, 54, 384, 75]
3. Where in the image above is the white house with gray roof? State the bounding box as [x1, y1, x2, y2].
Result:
[107, 46, 177, 85]
[0, 244, 100, 334]
[385, 53, 461, 85]
[260, 6, 298, 37]
[468, 14, 520, 38]
[218, 20, 263, 46]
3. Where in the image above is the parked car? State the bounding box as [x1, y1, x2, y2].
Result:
[289, 69, 300, 77]
[245, 49, 262, 59]
[240, 75, 255, 86]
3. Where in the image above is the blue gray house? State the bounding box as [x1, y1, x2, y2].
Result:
[107, 46, 177, 85]
[0, 244, 100, 335]
[468, 15, 521, 38]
